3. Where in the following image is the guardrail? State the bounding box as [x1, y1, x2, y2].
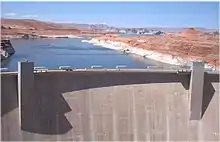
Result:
[0, 68, 9, 72]
[116, 65, 128, 69]
[58, 66, 73, 71]
[91, 65, 103, 69]
[34, 66, 48, 72]
[1, 64, 218, 73]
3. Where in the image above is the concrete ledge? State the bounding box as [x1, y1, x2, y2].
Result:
[1, 69, 218, 75]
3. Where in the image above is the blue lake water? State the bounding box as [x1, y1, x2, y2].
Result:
[1, 38, 173, 71]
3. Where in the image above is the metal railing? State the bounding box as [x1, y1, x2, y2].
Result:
[1, 64, 218, 73]
[0, 68, 9, 72]
[34, 66, 48, 72]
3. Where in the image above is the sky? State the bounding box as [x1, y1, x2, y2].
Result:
[1, 2, 219, 29]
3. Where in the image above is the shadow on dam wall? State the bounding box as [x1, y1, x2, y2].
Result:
[1, 73, 18, 117]
[1, 70, 219, 141]
[202, 73, 219, 118]
[23, 72, 190, 135]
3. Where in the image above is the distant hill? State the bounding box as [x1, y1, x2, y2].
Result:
[1, 18, 115, 31]
[1, 18, 65, 30]
[121, 27, 218, 33]
[1, 18, 218, 34]
[1, 18, 86, 36]
[59, 23, 115, 31]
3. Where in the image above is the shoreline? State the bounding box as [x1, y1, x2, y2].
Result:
[2, 34, 83, 39]
[39, 35, 83, 38]
[88, 38, 216, 70]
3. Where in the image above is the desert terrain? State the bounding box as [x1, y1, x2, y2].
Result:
[94, 28, 219, 69]
[1, 18, 106, 38]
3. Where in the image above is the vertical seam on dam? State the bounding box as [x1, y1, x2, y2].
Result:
[132, 91, 138, 141]
[166, 89, 170, 142]
[112, 89, 118, 141]
[88, 93, 95, 140]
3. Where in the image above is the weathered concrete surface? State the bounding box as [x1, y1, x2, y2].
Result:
[1, 71, 219, 141]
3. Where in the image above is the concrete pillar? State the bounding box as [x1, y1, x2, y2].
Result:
[189, 62, 205, 120]
[18, 61, 34, 130]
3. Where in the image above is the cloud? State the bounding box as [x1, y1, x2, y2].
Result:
[21, 15, 39, 18]
[4, 13, 17, 16]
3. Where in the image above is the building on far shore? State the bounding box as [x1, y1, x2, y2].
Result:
[104, 29, 119, 33]
[119, 29, 126, 33]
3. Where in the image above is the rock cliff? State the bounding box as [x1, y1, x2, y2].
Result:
[1, 39, 15, 61]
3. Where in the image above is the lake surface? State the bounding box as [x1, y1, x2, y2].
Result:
[1, 38, 174, 71]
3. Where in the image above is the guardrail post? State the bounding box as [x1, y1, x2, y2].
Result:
[18, 61, 34, 130]
[189, 62, 205, 120]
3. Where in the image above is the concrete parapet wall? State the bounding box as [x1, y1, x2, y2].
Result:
[1, 70, 219, 141]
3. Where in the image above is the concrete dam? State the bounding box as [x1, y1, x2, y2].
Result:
[1, 62, 219, 141]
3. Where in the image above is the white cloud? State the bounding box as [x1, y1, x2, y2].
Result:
[4, 13, 17, 16]
[21, 15, 39, 18]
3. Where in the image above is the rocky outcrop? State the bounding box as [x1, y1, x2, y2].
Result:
[1, 40, 15, 61]
[22, 34, 40, 39]
[1, 25, 7, 29]
[154, 31, 164, 35]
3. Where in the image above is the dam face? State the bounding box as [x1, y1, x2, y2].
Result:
[1, 62, 219, 141]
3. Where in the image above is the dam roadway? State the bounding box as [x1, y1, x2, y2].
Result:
[1, 62, 219, 141]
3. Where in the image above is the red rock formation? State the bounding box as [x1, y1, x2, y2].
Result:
[96, 30, 219, 68]
[178, 28, 206, 39]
